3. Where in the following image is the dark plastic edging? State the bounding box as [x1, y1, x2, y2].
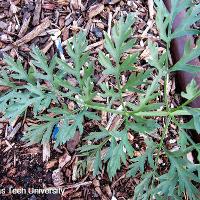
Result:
[163, 0, 200, 107]
[163, 0, 200, 143]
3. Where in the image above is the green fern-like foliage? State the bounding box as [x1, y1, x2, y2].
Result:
[1, 32, 98, 147]
[1, 1, 200, 199]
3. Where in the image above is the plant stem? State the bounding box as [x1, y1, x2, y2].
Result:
[171, 116, 198, 148]
[84, 103, 192, 117]
[134, 110, 191, 117]
[84, 103, 127, 115]
[134, 71, 164, 113]
[156, 117, 170, 163]
[149, 117, 170, 195]
[164, 42, 171, 111]
[164, 75, 169, 110]
[116, 63, 128, 114]
[172, 92, 200, 111]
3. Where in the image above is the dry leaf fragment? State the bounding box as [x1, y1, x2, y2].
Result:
[88, 4, 104, 19]
[70, 0, 84, 10]
[59, 152, 71, 169]
[9, 2, 20, 14]
[46, 159, 58, 169]
[57, 0, 70, 6]
[104, 185, 112, 198]
[52, 168, 65, 186]
[6, 122, 21, 140]
[105, 0, 121, 5]
[42, 3, 56, 10]
[67, 132, 81, 153]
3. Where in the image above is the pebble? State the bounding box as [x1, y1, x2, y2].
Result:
[46, 194, 60, 200]
[23, 176, 31, 187]
[92, 27, 103, 38]
[28, 195, 37, 200]
[36, 166, 43, 172]
[0, 21, 7, 29]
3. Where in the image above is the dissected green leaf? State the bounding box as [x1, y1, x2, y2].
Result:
[181, 79, 200, 100]
[148, 40, 167, 71]
[123, 69, 152, 92]
[120, 54, 137, 73]
[170, 40, 200, 73]
[184, 107, 200, 133]
[105, 131, 134, 179]
[55, 111, 85, 146]
[133, 172, 154, 200]
[128, 117, 160, 133]
[127, 140, 157, 177]
[154, 0, 200, 42]
[154, 152, 200, 200]
[171, 4, 200, 39]
[3, 55, 31, 82]
[22, 116, 59, 145]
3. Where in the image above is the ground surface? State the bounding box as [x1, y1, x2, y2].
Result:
[0, 0, 186, 199]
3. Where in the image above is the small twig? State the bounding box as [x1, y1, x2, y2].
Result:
[148, 0, 156, 19]
[6, 122, 21, 140]
[111, 174, 126, 188]
[86, 40, 103, 51]
[63, 181, 92, 189]
[107, 12, 112, 37]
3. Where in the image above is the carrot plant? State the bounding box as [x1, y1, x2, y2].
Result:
[1, 0, 200, 199]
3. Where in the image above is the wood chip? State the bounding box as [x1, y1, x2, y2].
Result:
[57, 0, 69, 6]
[41, 39, 54, 54]
[88, 4, 104, 19]
[13, 17, 51, 47]
[0, 21, 8, 29]
[107, 12, 112, 37]
[104, 185, 112, 198]
[26, 147, 41, 155]
[32, 0, 42, 26]
[18, 12, 31, 38]
[42, 3, 56, 10]
[63, 181, 92, 189]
